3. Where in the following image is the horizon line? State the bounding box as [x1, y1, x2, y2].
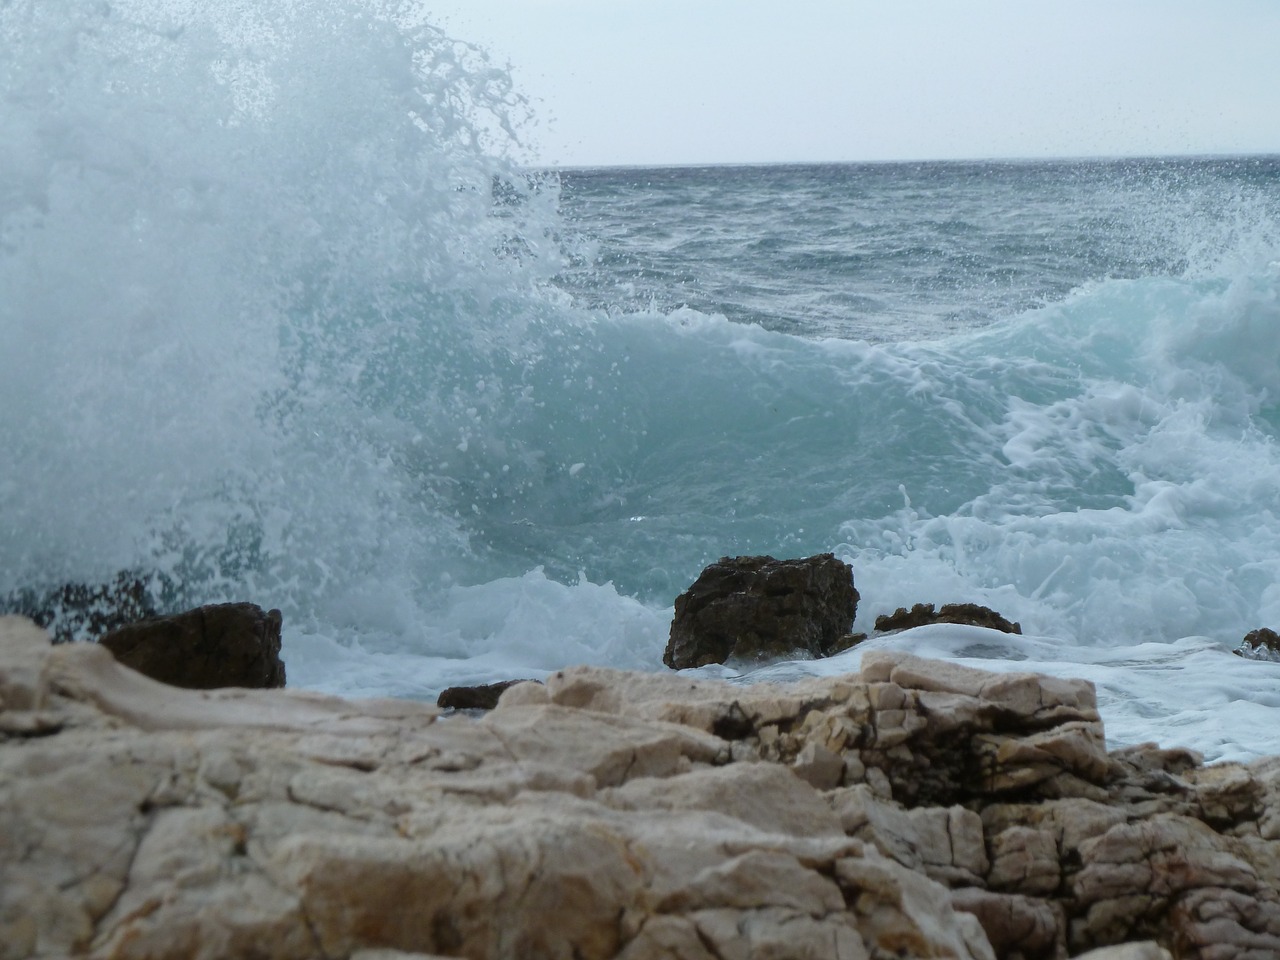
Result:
[527, 149, 1280, 173]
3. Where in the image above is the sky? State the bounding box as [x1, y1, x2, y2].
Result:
[424, 0, 1280, 168]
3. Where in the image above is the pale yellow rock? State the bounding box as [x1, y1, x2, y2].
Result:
[1191, 762, 1262, 826]
[986, 825, 1060, 895]
[655, 849, 845, 915]
[691, 906, 870, 960]
[981, 798, 1127, 860]
[0, 614, 52, 711]
[480, 701, 723, 787]
[837, 852, 996, 960]
[860, 650, 1097, 722]
[4, 617, 1279, 960]
[602, 761, 844, 837]
[494, 678, 551, 707]
[792, 740, 846, 789]
[43, 640, 440, 734]
[1073, 943, 1172, 960]
[828, 785, 989, 886]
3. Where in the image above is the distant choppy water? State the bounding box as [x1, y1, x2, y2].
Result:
[553, 159, 1267, 340]
[4, 0, 1280, 761]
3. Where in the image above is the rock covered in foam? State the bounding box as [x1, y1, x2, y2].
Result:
[1234, 627, 1280, 661]
[663, 553, 859, 669]
[874, 601, 1022, 635]
[3, 616, 1279, 959]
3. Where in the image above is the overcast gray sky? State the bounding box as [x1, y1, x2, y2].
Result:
[425, 0, 1280, 168]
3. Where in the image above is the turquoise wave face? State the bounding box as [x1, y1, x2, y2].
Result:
[440, 263, 1280, 652]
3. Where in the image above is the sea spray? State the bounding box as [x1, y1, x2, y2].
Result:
[0, 0, 565, 630]
[5, 3, 1280, 759]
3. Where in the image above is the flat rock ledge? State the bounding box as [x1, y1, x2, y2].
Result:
[3, 617, 1278, 960]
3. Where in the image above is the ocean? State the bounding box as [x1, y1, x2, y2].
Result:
[4, 0, 1280, 762]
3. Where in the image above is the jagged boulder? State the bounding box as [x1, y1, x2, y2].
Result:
[664, 553, 859, 669]
[100, 602, 285, 689]
[875, 602, 1022, 635]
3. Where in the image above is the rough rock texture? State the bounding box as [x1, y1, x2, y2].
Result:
[4, 615, 1279, 960]
[664, 553, 859, 669]
[99, 603, 286, 689]
[874, 602, 1023, 635]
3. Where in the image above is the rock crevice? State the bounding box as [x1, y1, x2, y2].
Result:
[4, 615, 1277, 959]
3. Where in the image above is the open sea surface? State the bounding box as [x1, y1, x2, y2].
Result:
[5, 0, 1280, 761]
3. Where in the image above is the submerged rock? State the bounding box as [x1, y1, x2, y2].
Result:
[875, 601, 1022, 635]
[100, 602, 285, 689]
[4, 616, 1279, 960]
[663, 553, 859, 669]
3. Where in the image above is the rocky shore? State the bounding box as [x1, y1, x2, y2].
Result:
[4, 615, 1279, 959]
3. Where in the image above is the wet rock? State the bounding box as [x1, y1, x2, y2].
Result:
[874, 601, 1022, 635]
[437, 679, 536, 711]
[663, 553, 858, 669]
[1234, 627, 1280, 661]
[99, 603, 285, 689]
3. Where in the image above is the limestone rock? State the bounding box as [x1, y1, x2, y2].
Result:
[949, 888, 1063, 960]
[1073, 943, 1172, 960]
[663, 553, 858, 668]
[4, 617, 1280, 960]
[100, 602, 285, 689]
[0, 615, 52, 713]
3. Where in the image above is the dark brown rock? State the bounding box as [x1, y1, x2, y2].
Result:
[875, 602, 1022, 635]
[438, 679, 535, 711]
[663, 553, 859, 669]
[1234, 627, 1280, 660]
[99, 602, 285, 689]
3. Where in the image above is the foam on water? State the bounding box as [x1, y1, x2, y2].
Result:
[2, 0, 559, 614]
[4, 0, 1280, 761]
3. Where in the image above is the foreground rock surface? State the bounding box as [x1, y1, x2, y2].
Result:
[664, 553, 859, 668]
[3, 615, 1279, 960]
[99, 602, 286, 689]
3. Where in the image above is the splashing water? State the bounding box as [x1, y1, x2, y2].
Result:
[1, 0, 566, 631]
[6, 2, 1280, 762]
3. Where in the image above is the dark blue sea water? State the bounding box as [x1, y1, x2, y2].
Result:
[4, 0, 1280, 760]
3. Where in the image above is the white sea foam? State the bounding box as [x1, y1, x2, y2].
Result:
[714, 624, 1280, 764]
